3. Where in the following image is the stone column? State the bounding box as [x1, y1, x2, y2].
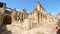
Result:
[41, 14, 42, 23]
[42, 15, 44, 23]
[0, 14, 4, 26]
[20, 13, 22, 22]
[30, 19, 33, 29]
[39, 14, 41, 23]
[23, 19, 30, 30]
[0, 15, 2, 26]
[2, 4, 6, 13]
[44, 16, 47, 23]
[11, 8, 16, 23]
[37, 2, 41, 11]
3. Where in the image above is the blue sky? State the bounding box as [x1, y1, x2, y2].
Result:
[0, 0, 60, 16]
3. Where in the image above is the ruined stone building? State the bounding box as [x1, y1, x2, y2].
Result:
[0, 2, 60, 34]
[0, 2, 60, 29]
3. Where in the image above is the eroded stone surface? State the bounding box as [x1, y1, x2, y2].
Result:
[0, 2, 60, 34]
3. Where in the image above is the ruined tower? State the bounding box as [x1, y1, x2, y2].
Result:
[37, 2, 45, 14]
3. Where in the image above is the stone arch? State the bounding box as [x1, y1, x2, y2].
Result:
[2, 15, 12, 25]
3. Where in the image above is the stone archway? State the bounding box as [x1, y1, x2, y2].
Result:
[2, 15, 11, 25]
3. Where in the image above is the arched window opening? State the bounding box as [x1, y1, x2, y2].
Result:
[2, 15, 11, 25]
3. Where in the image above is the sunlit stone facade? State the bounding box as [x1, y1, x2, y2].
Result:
[0, 2, 60, 34]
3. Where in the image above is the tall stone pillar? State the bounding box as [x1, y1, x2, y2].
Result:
[22, 8, 28, 22]
[2, 4, 6, 13]
[20, 13, 22, 22]
[0, 15, 2, 26]
[23, 19, 30, 30]
[57, 13, 60, 19]
[11, 8, 16, 23]
[41, 14, 42, 23]
[44, 15, 47, 23]
[30, 19, 33, 29]
[37, 2, 41, 11]
[39, 14, 41, 23]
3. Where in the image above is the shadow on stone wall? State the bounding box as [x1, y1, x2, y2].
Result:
[57, 29, 60, 34]
[0, 25, 12, 34]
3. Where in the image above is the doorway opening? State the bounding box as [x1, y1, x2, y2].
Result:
[2, 15, 11, 25]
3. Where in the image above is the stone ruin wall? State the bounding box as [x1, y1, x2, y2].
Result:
[0, 2, 60, 34]
[0, 2, 60, 28]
